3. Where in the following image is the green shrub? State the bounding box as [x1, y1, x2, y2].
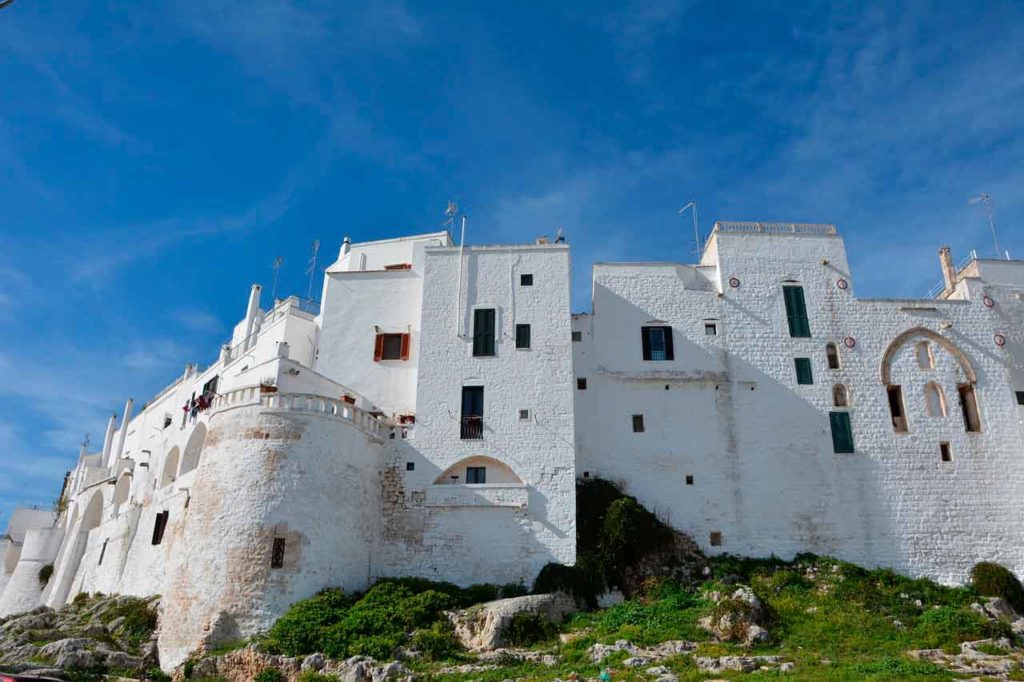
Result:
[970, 562, 1024, 614]
[410, 620, 461, 660]
[297, 673, 338, 682]
[144, 669, 173, 682]
[850, 658, 947, 676]
[914, 606, 994, 647]
[265, 588, 351, 656]
[38, 563, 54, 587]
[504, 612, 557, 646]
[254, 670, 284, 682]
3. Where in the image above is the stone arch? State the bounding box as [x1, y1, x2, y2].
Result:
[434, 455, 524, 485]
[880, 327, 976, 385]
[112, 473, 132, 506]
[178, 423, 207, 477]
[161, 447, 180, 488]
[80, 492, 104, 532]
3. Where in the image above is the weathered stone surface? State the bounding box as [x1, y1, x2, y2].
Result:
[909, 639, 1021, 677]
[695, 655, 784, 673]
[589, 639, 696, 664]
[699, 585, 770, 646]
[448, 592, 577, 651]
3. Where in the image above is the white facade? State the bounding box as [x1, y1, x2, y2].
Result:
[2, 221, 1023, 670]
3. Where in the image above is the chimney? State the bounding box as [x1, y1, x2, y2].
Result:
[243, 284, 262, 351]
[938, 247, 957, 294]
[339, 236, 351, 259]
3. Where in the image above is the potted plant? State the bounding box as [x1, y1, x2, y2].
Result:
[259, 378, 278, 394]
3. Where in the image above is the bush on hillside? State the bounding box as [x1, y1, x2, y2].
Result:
[409, 620, 461, 660]
[504, 612, 558, 646]
[254, 670, 284, 682]
[970, 562, 1024, 614]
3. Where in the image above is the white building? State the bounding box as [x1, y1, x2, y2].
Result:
[1, 221, 1022, 669]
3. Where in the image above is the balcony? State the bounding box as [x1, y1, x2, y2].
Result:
[460, 416, 483, 440]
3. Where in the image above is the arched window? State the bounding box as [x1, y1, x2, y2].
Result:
[916, 341, 934, 369]
[925, 382, 947, 417]
[178, 423, 207, 477]
[160, 447, 180, 488]
[832, 384, 849, 407]
[825, 343, 840, 369]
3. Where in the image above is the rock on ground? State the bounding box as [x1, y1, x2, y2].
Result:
[183, 645, 414, 682]
[447, 592, 577, 651]
[698, 585, 771, 646]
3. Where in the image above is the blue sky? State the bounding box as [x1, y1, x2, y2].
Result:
[1, 0, 1023, 528]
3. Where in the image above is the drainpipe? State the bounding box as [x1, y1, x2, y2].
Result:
[243, 284, 262, 351]
[938, 247, 957, 295]
[112, 398, 133, 467]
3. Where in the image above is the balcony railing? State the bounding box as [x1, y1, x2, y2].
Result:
[460, 416, 483, 440]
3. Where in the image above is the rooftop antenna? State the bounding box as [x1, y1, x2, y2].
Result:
[444, 200, 459, 231]
[678, 201, 700, 258]
[305, 239, 320, 301]
[271, 256, 284, 302]
[969, 193, 1004, 259]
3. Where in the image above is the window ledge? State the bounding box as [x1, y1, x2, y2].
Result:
[425, 484, 528, 508]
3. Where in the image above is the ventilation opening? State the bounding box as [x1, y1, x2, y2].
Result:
[271, 538, 286, 569]
[709, 532, 722, 547]
[685, 475, 694, 485]
[939, 442, 952, 462]
[577, 378, 588, 390]
[887, 385, 908, 433]
[151, 511, 169, 546]
[632, 414, 645, 433]
[958, 384, 981, 432]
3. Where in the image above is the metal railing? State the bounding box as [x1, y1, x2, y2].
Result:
[927, 249, 978, 298]
[714, 221, 837, 235]
[211, 387, 384, 440]
[460, 416, 483, 440]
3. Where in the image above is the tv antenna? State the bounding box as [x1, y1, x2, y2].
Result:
[305, 240, 320, 301]
[444, 200, 459, 229]
[678, 201, 700, 258]
[969, 193, 1006, 259]
[271, 256, 284, 301]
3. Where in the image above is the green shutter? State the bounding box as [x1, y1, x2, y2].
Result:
[784, 286, 811, 337]
[795, 358, 813, 385]
[473, 309, 495, 356]
[830, 412, 854, 453]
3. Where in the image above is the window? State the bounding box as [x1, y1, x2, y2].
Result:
[271, 538, 286, 569]
[939, 442, 952, 462]
[794, 358, 813, 385]
[685, 475, 694, 485]
[515, 323, 531, 349]
[829, 411, 855, 453]
[151, 511, 169, 546]
[473, 309, 496, 357]
[641, 326, 674, 361]
[825, 343, 840, 369]
[571, 331, 582, 342]
[461, 386, 484, 439]
[519, 409, 530, 420]
[520, 274, 533, 286]
[709, 532, 722, 547]
[406, 461, 415, 471]
[466, 467, 487, 484]
[925, 382, 947, 417]
[374, 332, 410, 361]
[1016, 391, 1024, 405]
[704, 322, 718, 336]
[98, 539, 108, 566]
[887, 385, 908, 433]
[632, 414, 645, 433]
[832, 384, 848, 407]
[783, 285, 811, 337]
[916, 341, 934, 369]
[577, 378, 588, 390]
[958, 384, 981, 432]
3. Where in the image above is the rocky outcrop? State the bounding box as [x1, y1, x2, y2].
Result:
[909, 638, 1021, 678]
[447, 592, 577, 651]
[0, 595, 159, 678]
[698, 585, 770, 646]
[587, 639, 696, 663]
[182, 645, 413, 682]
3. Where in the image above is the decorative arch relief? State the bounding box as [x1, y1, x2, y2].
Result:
[880, 327, 977, 385]
[428, 455, 528, 509]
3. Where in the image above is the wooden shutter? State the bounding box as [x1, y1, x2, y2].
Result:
[400, 333, 411, 361]
[784, 286, 811, 337]
[663, 327, 674, 360]
[373, 333, 384, 362]
[641, 327, 652, 360]
[830, 412, 854, 453]
[473, 309, 495, 356]
[795, 358, 813, 385]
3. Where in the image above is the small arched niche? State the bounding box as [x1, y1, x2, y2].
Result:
[826, 342, 840, 370]
[434, 455, 524, 485]
[112, 473, 132, 506]
[161, 447, 180, 488]
[832, 383, 849, 407]
[178, 423, 207, 477]
[925, 381, 947, 417]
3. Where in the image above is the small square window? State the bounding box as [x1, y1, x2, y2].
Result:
[577, 378, 588, 390]
[380, 333, 404, 360]
[940, 442, 952, 462]
[685, 475, 694, 485]
[583, 471, 590, 478]
[406, 461, 415, 471]
[515, 323, 531, 349]
[1016, 391, 1024, 406]
[520, 274, 533, 286]
[632, 414, 645, 433]
[271, 537, 286, 568]
[704, 323, 717, 336]
[709, 532, 722, 547]
[572, 331, 582, 342]
[519, 409, 530, 420]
